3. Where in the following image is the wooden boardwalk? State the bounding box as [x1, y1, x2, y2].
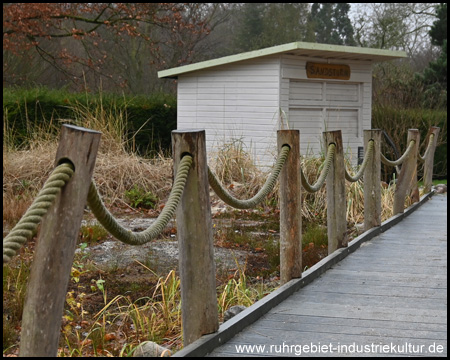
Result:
[207, 194, 447, 357]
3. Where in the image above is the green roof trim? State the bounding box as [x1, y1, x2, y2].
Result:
[158, 41, 407, 79]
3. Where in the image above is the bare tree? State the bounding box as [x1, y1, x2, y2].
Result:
[3, 3, 210, 92]
[352, 3, 439, 65]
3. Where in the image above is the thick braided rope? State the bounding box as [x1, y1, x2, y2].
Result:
[3, 163, 75, 264]
[381, 139, 416, 167]
[344, 140, 374, 182]
[419, 134, 435, 162]
[301, 143, 335, 193]
[87, 155, 192, 245]
[208, 145, 290, 209]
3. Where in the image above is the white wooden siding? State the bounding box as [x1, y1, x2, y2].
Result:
[280, 55, 372, 163]
[288, 108, 324, 156]
[177, 56, 281, 166]
[177, 54, 374, 167]
[326, 83, 359, 102]
[289, 81, 323, 102]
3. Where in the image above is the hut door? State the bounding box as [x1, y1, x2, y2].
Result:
[289, 80, 362, 159]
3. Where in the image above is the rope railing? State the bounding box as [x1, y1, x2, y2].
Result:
[207, 145, 290, 209]
[2, 131, 428, 264]
[86, 154, 193, 245]
[4, 125, 440, 356]
[301, 143, 335, 192]
[419, 133, 435, 162]
[3, 162, 75, 264]
[381, 139, 416, 167]
[344, 140, 374, 182]
[4, 130, 430, 265]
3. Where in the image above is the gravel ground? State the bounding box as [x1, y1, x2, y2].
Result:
[79, 217, 252, 276]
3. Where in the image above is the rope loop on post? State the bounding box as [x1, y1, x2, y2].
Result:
[344, 140, 374, 182]
[381, 139, 416, 167]
[208, 145, 290, 209]
[3, 162, 75, 264]
[419, 133, 435, 162]
[87, 154, 193, 245]
[301, 143, 336, 193]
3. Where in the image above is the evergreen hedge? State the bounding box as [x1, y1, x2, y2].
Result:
[373, 105, 447, 179]
[3, 87, 177, 156]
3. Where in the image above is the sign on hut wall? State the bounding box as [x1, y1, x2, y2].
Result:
[306, 62, 351, 80]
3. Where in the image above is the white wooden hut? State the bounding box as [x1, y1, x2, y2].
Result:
[158, 41, 406, 166]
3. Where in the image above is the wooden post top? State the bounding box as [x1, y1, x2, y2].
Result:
[172, 129, 206, 134]
[62, 123, 102, 134]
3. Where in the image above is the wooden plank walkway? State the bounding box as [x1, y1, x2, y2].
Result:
[208, 194, 447, 357]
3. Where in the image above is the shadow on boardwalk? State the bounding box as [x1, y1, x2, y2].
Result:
[179, 194, 447, 357]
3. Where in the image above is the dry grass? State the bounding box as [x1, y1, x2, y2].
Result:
[2, 195, 33, 233]
[3, 143, 57, 229]
[92, 152, 172, 206]
[3, 127, 403, 232]
[2, 96, 174, 216]
[300, 155, 328, 223]
[3, 95, 402, 227]
[209, 138, 272, 202]
[2, 140, 173, 229]
[3, 143, 57, 191]
[206, 140, 401, 228]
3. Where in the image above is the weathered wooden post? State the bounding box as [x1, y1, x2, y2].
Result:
[278, 130, 302, 285]
[364, 129, 382, 231]
[324, 130, 347, 254]
[422, 126, 440, 193]
[393, 129, 420, 215]
[172, 129, 219, 346]
[20, 125, 101, 357]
